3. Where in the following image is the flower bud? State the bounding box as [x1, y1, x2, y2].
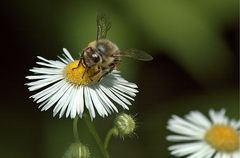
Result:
[63, 142, 90, 158]
[114, 113, 136, 137]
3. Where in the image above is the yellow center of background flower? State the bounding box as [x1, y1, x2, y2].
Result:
[205, 124, 239, 152]
[64, 60, 101, 85]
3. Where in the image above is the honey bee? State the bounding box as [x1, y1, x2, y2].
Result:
[77, 12, 153, 81]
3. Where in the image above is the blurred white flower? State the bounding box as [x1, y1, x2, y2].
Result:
[167, 109, 240, 158]
[26, 48, 138, 119]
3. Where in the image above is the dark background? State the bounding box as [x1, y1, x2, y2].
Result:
[0, 0, 238, 158]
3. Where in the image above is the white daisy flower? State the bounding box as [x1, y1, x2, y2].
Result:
[167, 109, 240, 158]
[25, 48, 138, 119]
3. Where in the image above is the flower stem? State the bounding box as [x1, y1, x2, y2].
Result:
[83, 113, 109, 158]
[73, 116, 79, 142]
[104, 128, 116, 150]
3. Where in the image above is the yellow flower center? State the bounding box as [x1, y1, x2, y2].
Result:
[205, 124, 239, 152]
[64, 60, 101, 85]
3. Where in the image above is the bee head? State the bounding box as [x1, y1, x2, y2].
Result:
[83, 47, 101, 67]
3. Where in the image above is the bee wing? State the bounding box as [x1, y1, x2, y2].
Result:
[96, 12, 112, 40]
[118, 49, 153, 61]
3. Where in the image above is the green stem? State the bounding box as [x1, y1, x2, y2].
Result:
[83, 114, 109, 158]
[104, 128, 116, 150]
[73, 116, 79, 142]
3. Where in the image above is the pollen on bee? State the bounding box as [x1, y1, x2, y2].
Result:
[64, 60, 101, 85]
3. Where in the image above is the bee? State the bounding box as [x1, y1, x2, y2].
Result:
[77, 12, 153, 81]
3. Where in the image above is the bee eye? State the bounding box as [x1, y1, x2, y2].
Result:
[92, 53, 100, 62]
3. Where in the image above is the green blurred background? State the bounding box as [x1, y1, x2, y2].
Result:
[0, 0, 238, 158]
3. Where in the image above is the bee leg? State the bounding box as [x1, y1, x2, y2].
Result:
[89, 69, 101, 81]
[114, 58, 121, 62]
[97, 65, 115, 82]
[72, 58, 82, 70]
[81, 56, 87, 68]
[113, 59, 121, 69]
[72, 52, 85, 70]
[97, 71, 109, 82]
[82, 66, 89, 79]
